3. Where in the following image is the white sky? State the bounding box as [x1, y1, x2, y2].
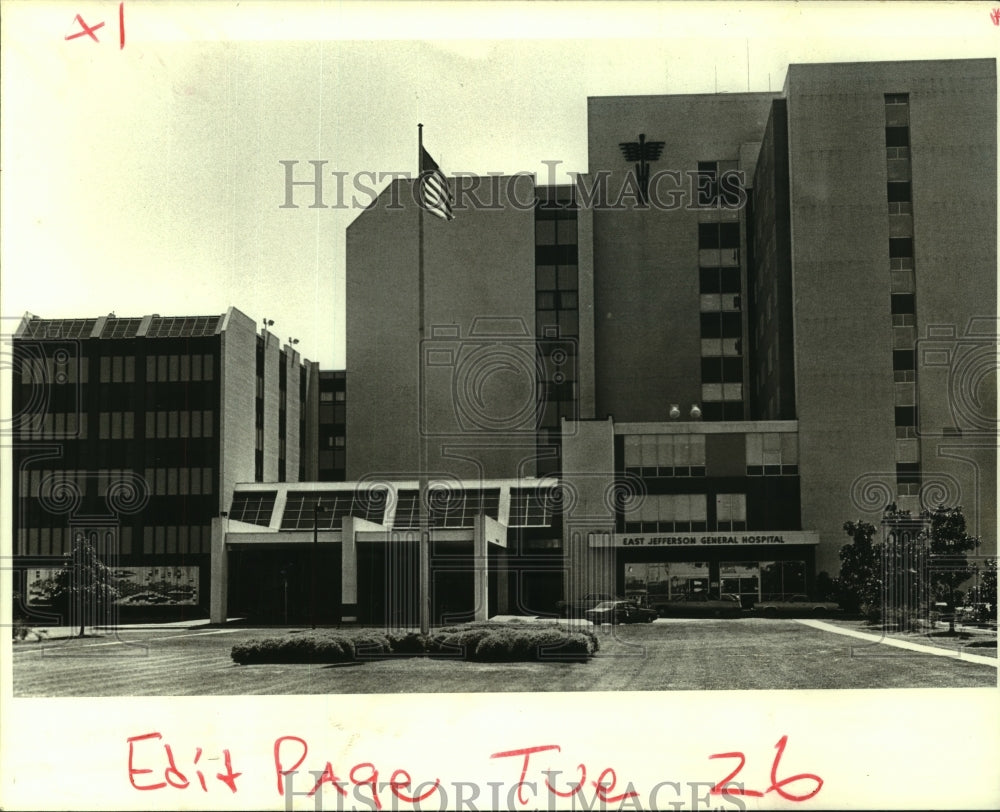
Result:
[2, 1, 997, 371]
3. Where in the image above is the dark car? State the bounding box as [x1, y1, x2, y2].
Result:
[556, 592, 615, 618]
[585, 600, 658, 625]
[652, 592, 743, 618]
[754, 595, 842, 617]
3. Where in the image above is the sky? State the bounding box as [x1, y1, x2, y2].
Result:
[2, 1, 997, 371]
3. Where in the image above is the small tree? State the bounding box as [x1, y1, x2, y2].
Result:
[975, 558, 997, 620]
[924, 505, 980, 633]
[838, 520, 882, 616]
[48, 535, 119, 637]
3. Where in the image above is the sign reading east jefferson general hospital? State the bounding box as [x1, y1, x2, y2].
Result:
[589, 531, 820, 548]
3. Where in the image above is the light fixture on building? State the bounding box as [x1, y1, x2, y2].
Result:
[669, 404, 681, 419]
[289, 337, 299, 345]
[690, 404, 702, 420]
[263, 318, 274, 329]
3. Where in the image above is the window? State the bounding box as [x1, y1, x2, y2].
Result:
[700, 312, 742, 339]
[696, 162, 718, 206]
[699, 267, 741, 295]
[392, 488, 499, 529]
[622, 493, 707, 532]
[697, 222, 740, 250]
[896, 462, 920, 485]
[887, 182, 911, 203]
[509, 487, 555, 526]
[623, 434, 706, 477]
[700, 357, 743, 384]
[229, 491, 278, 526]
[895, 406, 917, 426]
[889, 238, 913, 258]
[715, 493, 746, 530]
[893, 349, 915, 371]
[885, 126, 909, 148]
[891, 293, 915, 315]
[745, 432, 798, 475]
[696, 160, 741, 207]
[281, 489, 388, 529]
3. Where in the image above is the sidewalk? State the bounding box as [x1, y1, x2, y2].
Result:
[11, 617, 214, 643]
[800, 618, 998, 667]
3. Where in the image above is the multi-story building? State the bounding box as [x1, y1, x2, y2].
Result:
[10, 307, 315, 618]
[319, 57, 995, 620]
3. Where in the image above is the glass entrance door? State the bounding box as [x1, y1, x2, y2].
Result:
[720, 562, 760, 610]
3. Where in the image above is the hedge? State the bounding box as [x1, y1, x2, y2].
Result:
[231, 621, 597, 665]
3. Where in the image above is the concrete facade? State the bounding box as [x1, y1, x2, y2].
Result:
[344, 57, 996, 604]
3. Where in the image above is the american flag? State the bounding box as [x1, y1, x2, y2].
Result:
[419, 146, 454, 221]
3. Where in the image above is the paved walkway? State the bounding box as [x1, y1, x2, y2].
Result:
[12, 618, 213, 642]
[797, 618, 998, 668]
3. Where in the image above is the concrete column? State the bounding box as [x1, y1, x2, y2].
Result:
[341, 516, 358, 622]
[473, 514, 489, 622]
[496, 547, 510, 614]
[209, 516, 228, 624]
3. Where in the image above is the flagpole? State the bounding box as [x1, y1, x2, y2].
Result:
[417, 123, 430, 636]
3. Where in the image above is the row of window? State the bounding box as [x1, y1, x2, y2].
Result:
[19, 354, 87, 384]
[142, 524, 212, 555]
[885, 93, 920, 488]
[142, 467, 216, 496]
[697, 172, 744, 421]
[145, 353, 215, 383]
[17, 412, 87, 440]
[17, 522, 211, 557]
[145, 410, 215, 439]
[228, 487, 563, 531]
[621, 493, 747, 531]
[18, 526, 132, 557]
[624, 434, 707, 469]
[623, 432, 798, 472]
[20, 468, 144, 499]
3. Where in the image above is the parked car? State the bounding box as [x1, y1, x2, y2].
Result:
[556, 592, 615, 618]
[651, 592, 743, 618]
[585, 600, 658, 625]
[755, 595, 842, 617]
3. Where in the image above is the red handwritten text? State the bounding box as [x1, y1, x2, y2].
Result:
[273, 735, 441, 808]
[65, 3, 125, 49]
[126, 732, 241, 793]
[491, 744, 639, 807]
[709, 735, 822, 801]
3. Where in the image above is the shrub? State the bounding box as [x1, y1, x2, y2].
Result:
[351, 630, 392, 658]
[473, 628, 594, 662]
[386, 631, 430, 656]
[231, 622, 598, 665]
[231, 632, 354, 665]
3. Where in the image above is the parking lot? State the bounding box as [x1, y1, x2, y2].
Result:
[11, 617, 996, 696]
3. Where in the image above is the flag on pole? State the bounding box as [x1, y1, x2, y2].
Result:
[419, 146, 455, 221]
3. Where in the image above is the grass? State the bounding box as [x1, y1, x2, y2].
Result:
[11, 617, 997, 696]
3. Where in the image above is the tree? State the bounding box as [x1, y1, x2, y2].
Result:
[837, 520, 882, 615]
[48, 535, 119, 637]
[977, 559, 997, 620]
[924, 505, 980, 633]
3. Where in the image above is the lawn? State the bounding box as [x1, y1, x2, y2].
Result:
[11, 617, 997, 697]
